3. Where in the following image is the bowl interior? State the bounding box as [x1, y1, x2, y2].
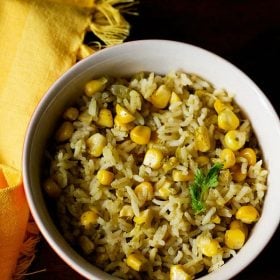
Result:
[23, 40, 280, 280]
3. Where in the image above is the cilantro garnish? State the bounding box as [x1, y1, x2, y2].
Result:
[189, 163, 223, 214]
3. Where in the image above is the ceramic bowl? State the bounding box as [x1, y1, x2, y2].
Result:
[23, 40, 280, 280]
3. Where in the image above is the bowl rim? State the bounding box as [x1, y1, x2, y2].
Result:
[23, 39, 280, 280]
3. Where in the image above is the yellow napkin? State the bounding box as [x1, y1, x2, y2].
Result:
[0, 0, 135, 279]
[0, 165, 30, 280]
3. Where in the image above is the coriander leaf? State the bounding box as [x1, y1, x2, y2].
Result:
[189, 183, 205, 214]
[189, 163, 223, 214]
[194, 168, 204, 186]
[205, 162, 223, 189]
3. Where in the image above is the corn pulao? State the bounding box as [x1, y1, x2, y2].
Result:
[43, 71, 268, 279]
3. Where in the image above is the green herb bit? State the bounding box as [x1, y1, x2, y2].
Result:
[189, 163, 223, 214]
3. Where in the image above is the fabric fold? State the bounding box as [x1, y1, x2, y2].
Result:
[0, 0, 90, 170]
[0, 166, 29, 280]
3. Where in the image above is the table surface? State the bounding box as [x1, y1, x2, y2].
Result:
[27, 0, 280, 279]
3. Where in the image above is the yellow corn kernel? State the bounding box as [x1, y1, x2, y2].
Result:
[78, 111, 93, 124]
[224, 229, 245, 250]
[78, 235, 95, 255]
[95, 253, 109, 266]
[235, 205, 259, 224]
[114, 115, 134, 131]
[96, 108, 113, 128]
[239, 148, 257, 166]
[224, 130, 246, 151]
[115, 104, 135, 124]
[230, 164, 247, 182]
[220, 148, 236, 169]
[86, 133, 107, 157]
[197, 237, 220, 257]
[195, 126, 211, 152]
[170, 265, 192, 280]
[119, 205, 134, 218]
[130, 125, 151, 145]
[214, 99, 229, 114]
[43, 178, 61, 198]
[170, 92, 181, 104]
[230, 220, 248, 238]
[97, 169, 114, 185]
[134, 182, 154, 207]
[149, 84, 171, 109]
[218, 108, 240, 131]
[134, 209, 153, 225]
[126, 253, 147, 271]
[158, 187, 171, 200]
[143, 148, 164, 169]
[55, 121, 74, 142]
[211, 215, 221, 224]
[84, 77, 107, 97]
[204, 239, 220, 257]
[80, 210, 99, 229]
[162, 157, 178, 173]
[157, 179, 173, 199]
[196, 156, 209, 166]
[172, 170, 194, 182]
[175, 146, 188, 163]
[63, 107, 79, 121]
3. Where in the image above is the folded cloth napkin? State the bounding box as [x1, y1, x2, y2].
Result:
[0, 0, 135, 279]
[0, 165, 30, 280]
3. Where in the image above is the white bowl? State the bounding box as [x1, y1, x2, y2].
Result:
[23, 40, 280, 280]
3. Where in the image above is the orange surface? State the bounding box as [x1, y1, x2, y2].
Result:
[0, 165, 29, 280]
[0, 169, 8, 188]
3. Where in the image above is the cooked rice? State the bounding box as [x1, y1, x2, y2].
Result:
[44, 71, 268, 279]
